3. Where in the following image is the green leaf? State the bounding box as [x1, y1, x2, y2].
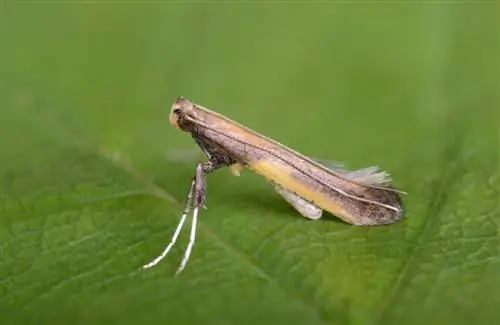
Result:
[1, 3, 498, 325]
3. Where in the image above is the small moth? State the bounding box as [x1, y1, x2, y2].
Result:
[143, 97, 406, 274]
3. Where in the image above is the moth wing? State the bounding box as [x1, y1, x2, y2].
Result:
[312, 157, 393, 187]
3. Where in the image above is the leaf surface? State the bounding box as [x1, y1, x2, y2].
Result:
[1, 3, 499, 325]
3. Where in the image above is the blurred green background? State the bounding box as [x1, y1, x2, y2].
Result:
[1, 2, 498, 325]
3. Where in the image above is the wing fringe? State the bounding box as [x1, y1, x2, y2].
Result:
[313, 158, 393, 187]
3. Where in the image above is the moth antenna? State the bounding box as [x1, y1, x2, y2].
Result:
[165, 148, 203, 162]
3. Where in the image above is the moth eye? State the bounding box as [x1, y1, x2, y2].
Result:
[173, 108, 181, 114]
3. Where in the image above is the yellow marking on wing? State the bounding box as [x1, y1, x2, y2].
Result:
[248, 159, 354, 223]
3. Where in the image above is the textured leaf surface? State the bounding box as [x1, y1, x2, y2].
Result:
[1, 3, 499, 325]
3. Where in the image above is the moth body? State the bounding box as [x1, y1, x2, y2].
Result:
[142, 96, 406, 274]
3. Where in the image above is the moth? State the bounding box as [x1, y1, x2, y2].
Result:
[143, 97, 406, 274]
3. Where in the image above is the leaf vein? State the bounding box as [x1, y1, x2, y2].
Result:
[99, 148, 335, 325]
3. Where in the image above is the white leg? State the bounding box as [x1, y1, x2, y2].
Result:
[175, 206, 199, 275]
[142, 161, 210, 273]
[142, 211, 189, 269]
[142, 180, 195, 269]
[273, 183, 323, 220]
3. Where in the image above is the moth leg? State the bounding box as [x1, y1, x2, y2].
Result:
[142, 160, 217, 272]
[174, 162, 210, 275]
[229, 163, 245, 176]
[142, 178, 196, 269]
[273, 183, 323, 220]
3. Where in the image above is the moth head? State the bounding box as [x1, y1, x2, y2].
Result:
[170, 96, 196, 129]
